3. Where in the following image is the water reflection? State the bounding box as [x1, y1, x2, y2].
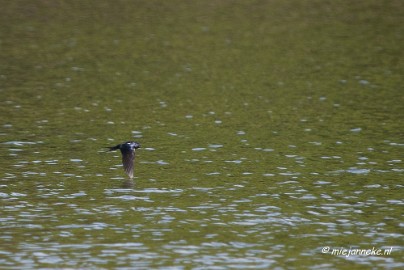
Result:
[122, 178, 135, 188]
[1, 167, 403, 268]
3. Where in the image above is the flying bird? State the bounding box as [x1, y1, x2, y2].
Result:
[108, 141, 141, 178]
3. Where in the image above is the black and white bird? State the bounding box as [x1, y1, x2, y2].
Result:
[107, 141, 141, 178]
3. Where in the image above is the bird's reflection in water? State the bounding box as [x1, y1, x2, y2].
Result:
[122, 178, 135, 188]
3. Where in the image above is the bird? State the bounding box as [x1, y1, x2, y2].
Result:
[107, 141, 141, 178]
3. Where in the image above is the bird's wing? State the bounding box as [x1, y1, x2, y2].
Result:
[108, 144, 120, 151]
[121, 148, 135, 179]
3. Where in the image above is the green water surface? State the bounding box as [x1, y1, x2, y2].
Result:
[0, 1, 403, 269]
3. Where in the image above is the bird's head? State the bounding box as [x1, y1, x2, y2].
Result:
[125, 141, 141, 150]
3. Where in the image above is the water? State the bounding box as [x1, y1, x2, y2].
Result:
[1, 1, 403, 269]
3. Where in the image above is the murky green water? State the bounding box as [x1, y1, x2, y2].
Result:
[1, 1, 403, 269]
